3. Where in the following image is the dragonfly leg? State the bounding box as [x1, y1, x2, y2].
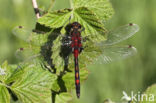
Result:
[72, 48, 74, 53]
[81, 26, 85, 32]
[79, 47, 84, 53]
[81, 36, 90, 43]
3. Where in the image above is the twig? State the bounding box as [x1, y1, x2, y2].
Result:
[31, 0, 41, 19]
[70, 0, 73, 9]
[70, 0, 74, 19]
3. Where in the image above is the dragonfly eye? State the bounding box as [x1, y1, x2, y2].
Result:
[78, 25, 81, 29]
[71, 22, 81, 28]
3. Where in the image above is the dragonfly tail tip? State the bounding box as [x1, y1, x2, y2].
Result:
[129, 23, 134, 26]
[77, 93, 80, 99]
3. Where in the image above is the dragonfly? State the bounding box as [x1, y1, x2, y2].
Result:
[12, 22, 139, 98]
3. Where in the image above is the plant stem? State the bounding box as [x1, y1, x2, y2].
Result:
[31, 0, 40, 19]
[48, 0, 55, 12]
[70, 0, 73, 9]
[70, 0, 74, 19]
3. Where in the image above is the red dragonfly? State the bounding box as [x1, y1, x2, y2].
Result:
[69, 22, 83, 98]
[12, 22, 139, 98]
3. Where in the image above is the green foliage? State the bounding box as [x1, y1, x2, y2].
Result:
[1, 0, 156, 103]
[0, 61, 57, 103]
[62, 68, 88, 90]
[1, 0, 142, 103]
[0, 85, 10, 103]
[55, 93, 72, 103]
[38, 8, 107, 41]
[38, 0, 114, 41]
[51, 35, 65, 75]
[38, 0, 114, 79]
[73, 0, 114, 22]
[73, 7, 106, 41]
[38, 9, 72, 28]
[10, 66, 55, 103]
[8, 0, 114, 102]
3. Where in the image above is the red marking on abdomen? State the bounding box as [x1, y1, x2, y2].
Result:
[76, 79, 80, 85]
[74, 50, 79, 58]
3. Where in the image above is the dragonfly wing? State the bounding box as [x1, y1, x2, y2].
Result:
[12, 26, 65, 47]
[12, 26, 32, 42]
[103, 23, 139, 45]
[15, 47, 41, 62]
[83, 45, 137, 64]
[96, 45, 137, 64]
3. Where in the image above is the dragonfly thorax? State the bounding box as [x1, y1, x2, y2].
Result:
[70, 22, 82, 52]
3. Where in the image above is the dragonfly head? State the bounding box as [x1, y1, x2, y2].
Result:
[71, 22, 81, 29]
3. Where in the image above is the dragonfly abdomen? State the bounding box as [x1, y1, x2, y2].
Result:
[74, 56, 80, 98]
[70, 22, 82, 98]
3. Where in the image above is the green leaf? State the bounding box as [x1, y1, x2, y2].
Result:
[38, 9, 72, 28]
[51, 35, 65, 75]
[38, 8, 107, 41]
[51, 79, 60, 92]
[55, 92, 72, 103]
[29, 33, 49, 46]
[10, 99, 22, 103]
[140, 84, 156, 103]
[0, 85, 10, 103]
[74, 0, 114, 22]
[48, 7, 108, 74]
[10, 64, 57, 103]
[73, 7, 106, 41]
[4, 65, 24, 84]
[0, 61, 11, 83]
[62, 68, 88, 90]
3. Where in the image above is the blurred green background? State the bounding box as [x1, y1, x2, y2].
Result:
[0, 0, 156, 103]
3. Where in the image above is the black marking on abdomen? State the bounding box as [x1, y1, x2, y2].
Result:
[74, 57, 80, 98]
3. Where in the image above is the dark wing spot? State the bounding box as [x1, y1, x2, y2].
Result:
[129, 23, 133, 26]
[18, 26, 23, 28]
[20, 48, 24, 51]
[128, 45, 132, 48]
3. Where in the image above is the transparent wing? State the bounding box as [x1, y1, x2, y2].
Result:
[80, 45, 137, 65]
[102, 23, 139, 45]
[96, 45, 137, 64]
[77, 23, 139, 65]
[12, 26, 48, 46]
[12, 26, 70, 46]
[12, 26, 33, 42]
[15, 47, 41, 62]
